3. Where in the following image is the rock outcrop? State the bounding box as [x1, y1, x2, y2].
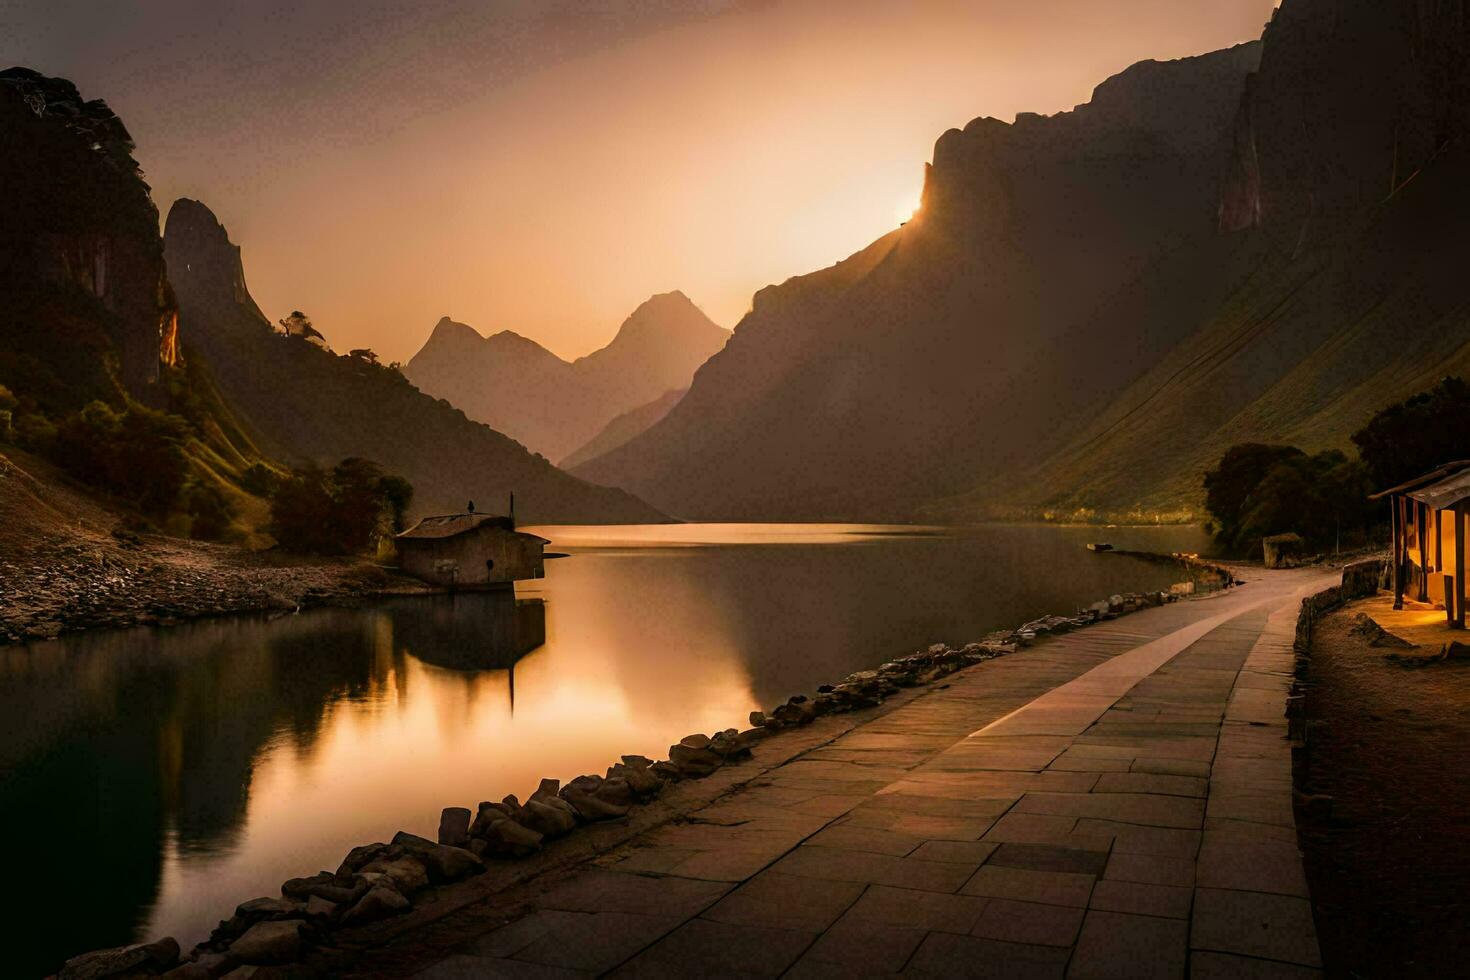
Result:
[0, 67, 177, 406]
[579, 5, 1470, 523]
[164, 199, 667, 524]
[403, 292, 729, 462]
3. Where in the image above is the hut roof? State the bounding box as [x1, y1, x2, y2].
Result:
[1369, 460, 1470, 500]
[397, 513, 547, 543]
[1406, 469, 1470, 512]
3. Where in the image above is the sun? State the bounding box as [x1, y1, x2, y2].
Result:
[896, 192, 922, 227]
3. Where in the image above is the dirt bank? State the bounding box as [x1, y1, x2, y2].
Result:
[1298, 597, 1470, 977]
[0, 448, 429, 645]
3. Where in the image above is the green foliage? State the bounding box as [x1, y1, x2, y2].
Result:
[12, 412, 56, 452]
[1351, 376, 1470, 489]
[377, 474, 414, 533]
[0, 383, 14, 443]
[1204, 444, 1375, 556]
[269, 458, 413, 554]
[185, 479, 236, 541]
[52, 401, 190, 516]
[1203, 444, 1304, 539]
[240, 461, 281, 497]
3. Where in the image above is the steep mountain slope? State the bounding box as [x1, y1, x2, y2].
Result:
[0, 68, 177, 409]
[573, 43, 1264, 520]
[931, 0, 1470, 521]
[403, 292, 728, 461]
[560, 387, 686, 470]
[164, 199, 665, 525]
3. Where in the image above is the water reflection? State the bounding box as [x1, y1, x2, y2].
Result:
[0, 523, 1209, 975]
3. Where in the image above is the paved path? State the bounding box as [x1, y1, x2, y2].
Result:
[402, 568, 1332, 979]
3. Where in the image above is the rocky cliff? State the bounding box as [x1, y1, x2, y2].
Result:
[931, 0, 1470, 522]
[573, 44, 1263, 520]
[165, 200, 666, 525]
[0, 68, 177, 408]
[403, 292, 729, 462]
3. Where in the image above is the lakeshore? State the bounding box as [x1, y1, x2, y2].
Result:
[59, 563, 1330, 978]
[15, 524, 1217, 976]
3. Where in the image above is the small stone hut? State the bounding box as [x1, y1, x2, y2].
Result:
[395, 513, 548, 588]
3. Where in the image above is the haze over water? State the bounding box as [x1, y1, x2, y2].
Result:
[0, 523, 1208, 973]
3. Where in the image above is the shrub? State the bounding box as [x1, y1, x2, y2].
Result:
[1352, 376, 1470, 488]
[186, 479, 236, 541]
[52, 401, 190, 516]
[1205, 445, 1375, 556]
[269, 458, 413, 554]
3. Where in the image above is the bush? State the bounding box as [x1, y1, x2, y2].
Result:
[186, 479, 236, 541]
[269, 458, 413, 554]
[1352, 376, 1470, 488]
[52, 401, 190, 516]
[1205, 444, 1375, 556]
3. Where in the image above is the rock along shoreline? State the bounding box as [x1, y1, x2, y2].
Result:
[51, 553, 1235, 979]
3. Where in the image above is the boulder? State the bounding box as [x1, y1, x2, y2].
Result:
[391, 831, 438, 853]
[469, 800, 519, 838]
[708, 729, 753, 760]
[59, 938, 180, 980]
[518, 798, 579, 838]
[593, 775, 634, 806]
[234, 897, 303, 921]
[650, 761, 684, 782]
[668, 740, 723, 777]
[478, 817, 544, 856]
[338, 885, 410, 928]
[336, 842, 390, 877]
[608, 762, 662, 798]
[360, 855, 429, 895]
[304, 895, 339, 921]
[438, 806, 472, 847]
[228, 920, 304, 965]
[281, 872, 361, 905]
[620, 755, 655, 769]
[421, 844, 485, 882]
[560, 781, 631, 820]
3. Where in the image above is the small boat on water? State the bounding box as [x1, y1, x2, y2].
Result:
[1087, 543, 1114, 552]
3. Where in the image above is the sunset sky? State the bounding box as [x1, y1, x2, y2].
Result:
[3, 0, 1277, 362]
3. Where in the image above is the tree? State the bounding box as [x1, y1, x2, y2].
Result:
[53, 401, 190, 516]
[277, 310, 327, 345]
[1204, 444, 1375, 556]
[268, 458, 414, 554]
[1203, 444, 1305, 545]
[1352, 376, 1470, 488]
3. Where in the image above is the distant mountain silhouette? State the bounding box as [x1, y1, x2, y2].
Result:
[560, 387, 686, 470]
[578, 0, 1470, 523]
[573, 43, 1266, 519]
[403, 292, 728, 461]
[164, 199, 665, 525]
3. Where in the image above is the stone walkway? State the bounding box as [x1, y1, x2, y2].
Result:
[393, 569, 1332, 979]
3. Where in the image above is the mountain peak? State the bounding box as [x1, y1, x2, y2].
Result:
[605, 290, 727, 349]
[427, 315, 484, 345]
[165, 198, 260, 317]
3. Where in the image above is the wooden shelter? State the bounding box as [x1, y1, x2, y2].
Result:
[1371, 461, 1470, 628]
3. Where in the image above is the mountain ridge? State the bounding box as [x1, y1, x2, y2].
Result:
[404, 290, 728, 461]
[164, 198, 667, 525]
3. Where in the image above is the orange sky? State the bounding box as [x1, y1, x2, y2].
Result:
[4, 0, 1276, 361]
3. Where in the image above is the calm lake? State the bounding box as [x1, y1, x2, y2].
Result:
[1, 523, 1210, 974]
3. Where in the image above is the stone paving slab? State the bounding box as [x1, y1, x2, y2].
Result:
[368, 570, 1335, 978]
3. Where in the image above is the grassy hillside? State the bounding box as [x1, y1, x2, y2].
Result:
[165, 199, 666, 526]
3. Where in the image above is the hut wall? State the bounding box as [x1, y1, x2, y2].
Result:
[399, 529, 545, 586]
